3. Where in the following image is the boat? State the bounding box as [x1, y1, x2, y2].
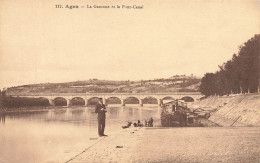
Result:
[160, 100, 192, 127]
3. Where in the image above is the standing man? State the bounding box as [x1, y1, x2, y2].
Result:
[95, 98, 107, 137]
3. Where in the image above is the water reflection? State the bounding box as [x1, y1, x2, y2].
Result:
[0, 106, 160, 163]
[0, 106, 160, 124]
[0, 113, 5, 124]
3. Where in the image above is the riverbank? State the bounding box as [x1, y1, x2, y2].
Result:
[0, 105, 97, 114]
[0, 107, 50, 114]
[0, 106, 85, 115]
[190, 93, 260, 127]
[68, 127, 260, 163]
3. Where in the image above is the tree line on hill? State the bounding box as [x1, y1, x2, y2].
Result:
[199, 34, 260, 97]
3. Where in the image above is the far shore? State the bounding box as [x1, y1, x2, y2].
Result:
[0, 105, 95, 114]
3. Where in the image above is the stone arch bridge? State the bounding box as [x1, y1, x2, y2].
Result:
[10, 92, 203, 107]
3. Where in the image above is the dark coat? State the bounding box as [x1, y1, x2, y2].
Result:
[95, 103, 107, 120]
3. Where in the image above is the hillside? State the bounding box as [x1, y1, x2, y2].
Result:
[5, 75, 201, 94]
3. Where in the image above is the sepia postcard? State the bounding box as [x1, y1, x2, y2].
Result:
[0, 0, 259, 162]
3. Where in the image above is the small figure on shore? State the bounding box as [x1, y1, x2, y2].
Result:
[95, 98, 107, 137]
[122, 122, 132, 129]
[133, 122, 137, 127]
[138, 120, 143, 127]
[122, 120, 144, 129]
[148, 117, 153, 127]
[145, 117, 153, 127]
[145, 120, 148, 127]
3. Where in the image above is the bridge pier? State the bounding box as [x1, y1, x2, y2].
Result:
[84, 99, 88, 106]
[103, 99, 107, 106]
[156, 98, 161, 106]
[159, 99, 163, 107]
[140, 99, 143, 107]
[66, 99, 71, 107]
[121, 99, 125, 106]
[48, 99, 55, 106]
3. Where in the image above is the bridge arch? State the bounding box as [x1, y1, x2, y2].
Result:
[71, 97, 85, 106]
[162, 96, 175, 101]
[87, 97, 99, 106]
[106, 97, 121, 104]
[53, 97, 67, 106]
[181, 96, 194, 102]
[161, 96, 175, 104]
[124, 96, 140, 104]
[143, 96, 158, 104]
[38, 97, 51, 106]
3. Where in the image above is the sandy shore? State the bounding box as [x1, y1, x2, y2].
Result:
[67, 127, 260, 163]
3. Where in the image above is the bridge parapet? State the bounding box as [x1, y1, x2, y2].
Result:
[7, 92, 201, 96]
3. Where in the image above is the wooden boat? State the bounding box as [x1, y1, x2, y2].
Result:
[160, 100, 191, 127]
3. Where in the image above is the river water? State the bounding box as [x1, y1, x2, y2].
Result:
[0, 105, 161, 163]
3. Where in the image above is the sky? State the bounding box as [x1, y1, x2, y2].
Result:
[0, 0, 259, 88]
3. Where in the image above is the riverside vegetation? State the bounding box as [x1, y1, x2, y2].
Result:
[200, 34, 260, 97]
